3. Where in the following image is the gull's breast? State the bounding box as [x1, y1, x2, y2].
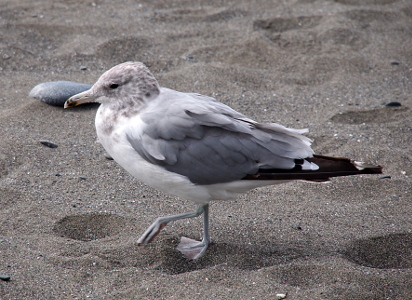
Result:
[95, 106, 213, 204]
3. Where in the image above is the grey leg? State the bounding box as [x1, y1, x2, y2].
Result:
[176, 204, 210, 259]
[137, 204, 210, 259]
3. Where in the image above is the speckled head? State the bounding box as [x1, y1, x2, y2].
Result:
[64, 62, 160, 109]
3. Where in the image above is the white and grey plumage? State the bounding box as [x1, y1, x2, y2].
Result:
[65, 62, 382, 259]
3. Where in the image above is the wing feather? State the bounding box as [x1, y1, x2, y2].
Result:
[126, 88, 313, 184]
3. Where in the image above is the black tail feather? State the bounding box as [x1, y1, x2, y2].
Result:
[242, 154, 382, 182]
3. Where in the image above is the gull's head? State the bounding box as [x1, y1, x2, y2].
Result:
[64, 62, 160, 109]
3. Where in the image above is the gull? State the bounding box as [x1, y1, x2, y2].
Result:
[64, 62, 382, 259]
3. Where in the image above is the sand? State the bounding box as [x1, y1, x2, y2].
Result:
[1, 0, 412, 299]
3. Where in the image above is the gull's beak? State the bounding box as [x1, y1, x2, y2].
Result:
[64, 89, 97, 108]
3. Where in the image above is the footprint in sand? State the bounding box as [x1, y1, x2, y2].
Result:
[330, 107, 409, 124]
[333, 0, 398, 5]
[344, 9, 398, 29]
[53, 213, 125, 241]
[343, 233, 412, 269]
[94, 37, 152, 63]
[151, 7, 247, 23]
[253, 16, 322, 33]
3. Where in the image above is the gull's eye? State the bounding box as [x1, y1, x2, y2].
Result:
[109, 83, 119, 89]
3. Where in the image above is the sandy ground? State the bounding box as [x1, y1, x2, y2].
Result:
[1, 0, 412, 299]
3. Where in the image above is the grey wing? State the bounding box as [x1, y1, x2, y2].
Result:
[126, 91, 314, 185]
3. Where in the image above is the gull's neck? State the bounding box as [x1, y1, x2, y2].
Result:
[96, 98, 145, 137]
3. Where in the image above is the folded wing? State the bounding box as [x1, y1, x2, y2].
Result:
[125, 89, 321, 185]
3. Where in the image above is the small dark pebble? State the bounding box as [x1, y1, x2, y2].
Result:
[80, 66, 88, 71]
[292, 225, 303, 230]
[79, 176, 87, 180]
[384, 101, 402, 107]
[380, 175, 392, 179]
[40, 140, 58, 148]
[0, 274, 10, 281]
[391, 61, 400, 66]
[29, 81, 92, 107]
[55, 173, 61, 176]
